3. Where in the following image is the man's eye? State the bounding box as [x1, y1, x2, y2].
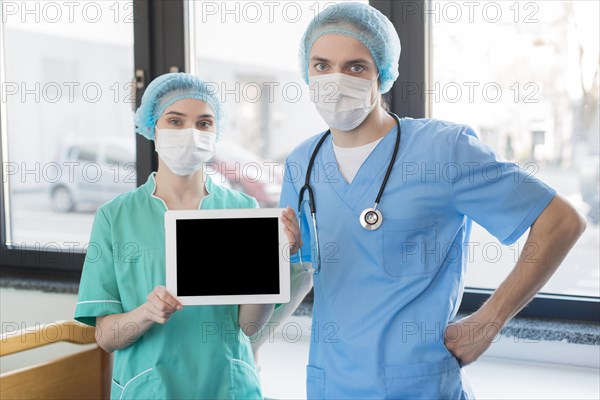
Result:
[315, 63, 327, 71]
[350, 65, 365, 73]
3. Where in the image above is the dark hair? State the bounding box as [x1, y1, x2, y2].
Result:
[381, 92, 391, 112]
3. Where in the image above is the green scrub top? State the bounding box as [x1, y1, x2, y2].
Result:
[74, 172, 263, 400]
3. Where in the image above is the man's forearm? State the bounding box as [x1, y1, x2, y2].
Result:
[479, 195, 586, 325]
[251, 263, 313, 353]
[239, 304, 275, 337]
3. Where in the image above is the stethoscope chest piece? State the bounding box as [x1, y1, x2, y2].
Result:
[360, 208, 383, 230]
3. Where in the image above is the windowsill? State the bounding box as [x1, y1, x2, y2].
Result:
[480, 313, 600, 346]
[0, 269, 80, 295]
[291, 302, 600, 347]
[2, 273, 598, 347]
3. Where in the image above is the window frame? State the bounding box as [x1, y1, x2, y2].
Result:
[0, 0, 185, 277]
[1, 0, 597, 322]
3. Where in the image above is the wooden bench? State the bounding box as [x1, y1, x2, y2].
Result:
[0, 320, 111, 399]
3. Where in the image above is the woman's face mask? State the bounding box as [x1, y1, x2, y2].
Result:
[154, 127, 216, 176]
[309, 73, 378, 131]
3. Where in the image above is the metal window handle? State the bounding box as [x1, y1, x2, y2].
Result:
[135, 69, 145, 89]
[131, 69, 146, 111]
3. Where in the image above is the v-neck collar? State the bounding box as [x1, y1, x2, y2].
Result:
[318, 122, 400, 211]
[145, 171, 212, 211]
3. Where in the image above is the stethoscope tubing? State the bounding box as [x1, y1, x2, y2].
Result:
[296, 112, 402, 273]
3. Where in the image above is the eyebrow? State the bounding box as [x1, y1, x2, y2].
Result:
[164, 111, 215, 119]
[309, 56, 372, 66]
[343, 58, 372, 66]
[310, 56, 330, 63]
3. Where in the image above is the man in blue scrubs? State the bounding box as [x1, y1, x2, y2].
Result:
[279, 3, 587, 398]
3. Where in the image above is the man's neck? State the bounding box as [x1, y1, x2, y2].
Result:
[330, 106, 396, 148]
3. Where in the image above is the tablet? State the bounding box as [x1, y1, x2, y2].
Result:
[165, 208, 290, 305]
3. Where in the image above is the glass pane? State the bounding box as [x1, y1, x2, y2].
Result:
[193, 0, 367, 207]
[2, 1, 136, 250]
[430, 0, 599, 297]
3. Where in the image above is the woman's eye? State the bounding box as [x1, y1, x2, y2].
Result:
[197, 121, 212, 129]
[168, 118, 181, 126]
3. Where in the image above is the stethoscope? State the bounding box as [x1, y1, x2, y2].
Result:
[297, 112, 402, 274]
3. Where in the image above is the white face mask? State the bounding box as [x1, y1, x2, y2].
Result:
[309, 73, 378, 131]
[154, 128, 216, 176]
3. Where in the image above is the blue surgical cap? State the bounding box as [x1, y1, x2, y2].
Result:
[299, 2, 401, 94]
[134, 72, 223, 140]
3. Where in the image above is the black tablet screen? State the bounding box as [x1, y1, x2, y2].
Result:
[175, 217, 281, 296]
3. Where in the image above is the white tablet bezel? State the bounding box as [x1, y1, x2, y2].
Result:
[165, 208, 290, 305]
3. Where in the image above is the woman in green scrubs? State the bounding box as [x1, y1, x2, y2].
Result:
[74, 72, 300, 399]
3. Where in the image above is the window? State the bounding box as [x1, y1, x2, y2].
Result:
[429, 0, 599, 298]
[1, 0, 594, 313]
[1, 1, 136, 250]
[187, 0, 598, 317]
[191, 0, 368, 207]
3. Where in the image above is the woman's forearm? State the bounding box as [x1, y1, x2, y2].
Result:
[95, 304, 155, 353]
[238, 304, 275, 337]
[95, 286, 183, 352]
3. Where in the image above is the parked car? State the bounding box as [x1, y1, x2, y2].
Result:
[49, 138, 136, 213]
[207, 139, 283, 208]
[50, 137, 281, 212]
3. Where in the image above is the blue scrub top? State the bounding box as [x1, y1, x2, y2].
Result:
[280, 118, 557, 399]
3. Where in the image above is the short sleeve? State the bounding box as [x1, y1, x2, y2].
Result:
[279, 159, 312, 264]
[74, 207, 124, 326]
[450, 127, 557, 245]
